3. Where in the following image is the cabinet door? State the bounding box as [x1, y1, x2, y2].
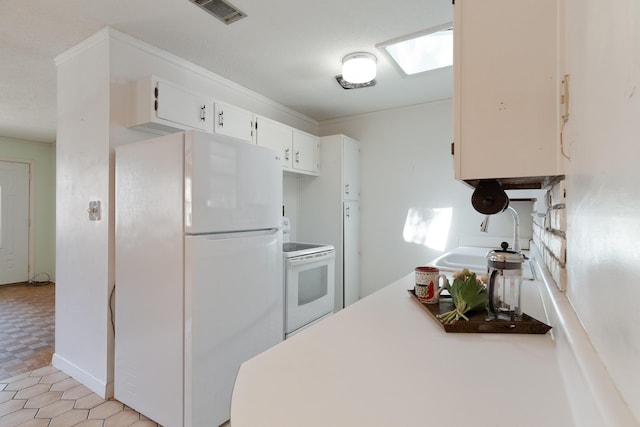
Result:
[342, 136, 360, 200]
[156, 78, 214, 133]
[214, 102, 253, 142]
[292, 130, 319, 175]
[254, 115, 293, 169]
[343, 201, 360, 307]
[454, 0, 560, 183]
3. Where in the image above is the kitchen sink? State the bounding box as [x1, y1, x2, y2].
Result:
[429, 246, 534, 280]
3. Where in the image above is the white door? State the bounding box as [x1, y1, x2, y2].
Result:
[292, 129, 319, 174]
[214, 102, 254, 142]
[342, 137, 360, 201]
[254, 115, 293, 169]
[0, 161, 30, 285]
[184, 230, 283, 427]
[343, 201, 360, 307]
[185, 131, 282, 235]
[285, 250, 335, 334]
[156, 78, 214, 133]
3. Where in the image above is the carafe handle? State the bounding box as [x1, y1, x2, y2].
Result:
[488, 269, 499, 315]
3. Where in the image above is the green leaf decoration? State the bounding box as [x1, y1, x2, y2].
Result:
[437, 268, 488, 324]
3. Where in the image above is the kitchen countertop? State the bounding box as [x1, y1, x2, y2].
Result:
[231, 255, 578, 426]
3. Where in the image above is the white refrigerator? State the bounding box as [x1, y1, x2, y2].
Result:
[114, 130, 283, 427]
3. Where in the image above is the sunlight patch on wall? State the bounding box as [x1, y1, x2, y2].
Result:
[403, 207, 452, 251]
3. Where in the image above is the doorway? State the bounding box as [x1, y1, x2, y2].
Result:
[0, 160, 30, 285]
[0, 159, 52, 381]
[0, 282, 55, 380]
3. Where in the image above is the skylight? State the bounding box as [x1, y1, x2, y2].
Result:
[377, 24, 453, 77]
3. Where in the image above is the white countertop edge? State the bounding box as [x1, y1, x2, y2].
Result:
[531, 244, 638, 426]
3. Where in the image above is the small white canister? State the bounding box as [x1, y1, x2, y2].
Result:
[414, 266, 448, 304]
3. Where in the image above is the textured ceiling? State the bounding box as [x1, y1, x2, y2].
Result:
[0, 0, 453, 143]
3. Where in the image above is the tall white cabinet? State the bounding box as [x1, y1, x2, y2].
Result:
[298, 135, 360, 310]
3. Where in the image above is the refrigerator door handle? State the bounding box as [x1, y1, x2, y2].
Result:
[186, 228, 280, 240]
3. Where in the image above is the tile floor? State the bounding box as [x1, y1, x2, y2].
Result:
[1, 366, 233, 427]
[0, 283, 55, 381]
[0, 365, 161, 426]
[0, 283, 232, 427]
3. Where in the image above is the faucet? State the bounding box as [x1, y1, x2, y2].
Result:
[506, 206, 521, 253]
[480, 215, 490, 232]
[479, 206, 521, 253]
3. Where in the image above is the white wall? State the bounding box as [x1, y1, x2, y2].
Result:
[282, 174, 299, 241]
[564, 0, 640, 420]
[55, 35, 112, 396]
[0, 137, 56, 280]
[318, 101, 533, 298]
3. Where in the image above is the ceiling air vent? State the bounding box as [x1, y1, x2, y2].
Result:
[190, 0, 247, 25]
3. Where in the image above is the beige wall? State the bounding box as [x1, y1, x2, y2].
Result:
[0, 137, 56, 280]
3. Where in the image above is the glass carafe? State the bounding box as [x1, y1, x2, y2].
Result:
[486, 242, 524, 321]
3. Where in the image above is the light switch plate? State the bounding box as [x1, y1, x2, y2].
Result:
[88, 200, 101, 221]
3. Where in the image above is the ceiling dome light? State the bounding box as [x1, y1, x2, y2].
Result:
[342, 52, 377, 84]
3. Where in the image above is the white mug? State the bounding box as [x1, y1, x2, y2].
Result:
[414, 266, 448, 304]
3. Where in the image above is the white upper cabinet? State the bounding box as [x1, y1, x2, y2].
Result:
[254, 115, 319, 176]
[292, 129, 320, 175]
[128, 76, 319, 172]
[214, 102, 254, 143]
[453, 0, 563, 188]
[129, 75, 214, 134]
[254, 115, 292, 168]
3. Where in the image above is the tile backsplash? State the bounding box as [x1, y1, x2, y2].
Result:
[532, 179, 567, 291]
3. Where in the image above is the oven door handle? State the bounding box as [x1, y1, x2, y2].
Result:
[287, 251, 335, 265]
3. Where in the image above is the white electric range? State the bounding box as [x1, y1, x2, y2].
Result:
[282, 219, 335, 338]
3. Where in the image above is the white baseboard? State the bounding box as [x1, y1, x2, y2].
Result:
[52, 353, 113, 399]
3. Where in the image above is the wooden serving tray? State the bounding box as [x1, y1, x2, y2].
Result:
[408, 290, 552, 334]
